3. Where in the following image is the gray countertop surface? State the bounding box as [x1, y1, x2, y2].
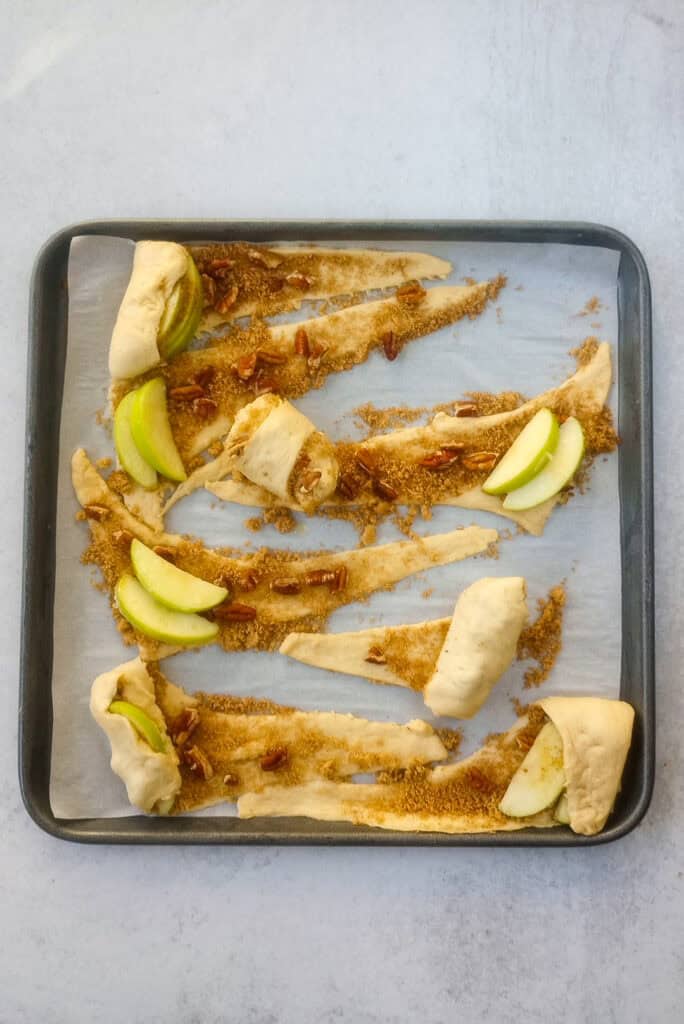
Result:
[1, 2, 682, 1021]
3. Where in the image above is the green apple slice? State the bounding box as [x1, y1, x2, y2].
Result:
[554, 791, 570, 824]
[499, 721, 566, 818]
[157, 254, 203, 360]
[116, 574, 218, 646]
[503, 417, 585, 511]
[113, 390, 158, 489]
[108, 699, 167, 753]
[130, 538, 228, 612]
[130, 377, 187, 482]
[483, 408, 560, 495]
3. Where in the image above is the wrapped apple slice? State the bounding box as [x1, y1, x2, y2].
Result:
[227, 394, 339, 512]
[498, 721, 566, 817]
[109, 241, 203, 379]
[90, 657, 181, 814]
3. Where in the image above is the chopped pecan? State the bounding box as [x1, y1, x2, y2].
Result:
[365, 646, 387, 665]
[216, 284, 239, 313]
[373, 478, 398, 502]
[201, 274, 216, 308]
[298, 469, 322, 494]
[169, 707, 200, 747]
[234, 352, 258, 381]
[396, 281, 426, 305]
[269, 276, 285, 293]
[418, 450, 462, 470]
[260, 747, 288, 771]
[331, 565, 348, 592]
[256, 348, 287, 366]
[153, 545, 176, 562]
[193, 397, 218, 418]
[303, 569, 337, 586]
[223, 771, 239, 785]
[286, 272, 312, 290]
[83, 504, 110, 522]
[253, 371, 277, 396]
[182, 745, 214, 781]
[238, 571, 259, 592]
[294, 327, 310, 357]
[382, 331, 401, 361]
[169, 384, 205, 401]
[441, 442, 466, 453]
[355, 450, 376, 476]
[209, 257, 235, 272]
[112, 528, 133, 547]
[307, 342, 327, 372]
[194, 365, 216, 389]
[455, 402, 478, 418]
[270, 577, 301, 595]
[213, 601, 257, 622]
[337, 471, 360, 500]
[462, 451, 498, 471]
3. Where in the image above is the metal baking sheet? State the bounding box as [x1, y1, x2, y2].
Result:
[20, 221, 654, 845]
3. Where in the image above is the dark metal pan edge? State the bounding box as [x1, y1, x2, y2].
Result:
[20, 220, 655, 846]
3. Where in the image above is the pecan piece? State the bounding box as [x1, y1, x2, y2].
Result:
[382, 331, 401, 361]
[253, 371, 277, 396]
[286, 272, 312, 290]
[455, 402, 478, 418]
[169, 384, 205, 401]
[365, 646, 387, 665]
[169, 707, 200, 747]
[303, 569, 337, 586]
[307, 342, 327, 372]
[373, 478, 398, 502]
[354, 450, 376, 477]
[209, 257, 235, 272]
[260, 747, 288, 771]
[418, 450, 462, 470]
[270, 577, 301, 595]
[213, 601, 257, 622]
[194, 365, 216, 389]
[193, 397, 218, 418]
[269, 276, 285, 293]
[234, 352, 258, 381]
[83, 504, 110, 522]
[395, 281, 426, 305]
[112, 528, 133, 547]
[297, 469, 322, 495]
[216, 284, 239, 313]
[462, 451, 498, 471]
[330, 565, 348, 592]
[238, 571, 259, 592]
[256, 348, 287, 366]
[247, 248, 269, 267]
[294, 327, 310, 357]
[223, 771, 239, 785]
[337, 471, 360, 500]
[182, 745, 214, 781]
[153, 545, 176, 562]
[201, 274, 216, 308]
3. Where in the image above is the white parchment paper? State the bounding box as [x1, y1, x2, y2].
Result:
[50, 236, 621, 818]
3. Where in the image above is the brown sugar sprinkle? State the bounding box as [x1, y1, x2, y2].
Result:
[511, 696, 531, 718]
[369, 706, 547, 822]
[107, 470, 132, 495]
[263, 507, 297, 534]
[96, 457, 112, 470]
[576, 296, 602, 317]
[245, 516, 264, 533]
[382, 621, 450, 691]
[517, 585, 566, 689]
